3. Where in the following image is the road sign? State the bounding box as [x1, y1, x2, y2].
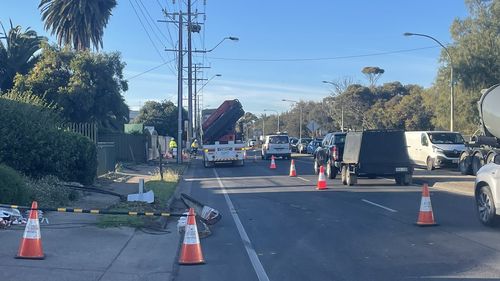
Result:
[307, 121, 320, 132]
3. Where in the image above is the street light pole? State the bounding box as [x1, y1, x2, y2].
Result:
[322, 80, 345, 132]
[282, 99, 302, 139]
[263, 109, 279, 132]
[404, 32, 454, 132]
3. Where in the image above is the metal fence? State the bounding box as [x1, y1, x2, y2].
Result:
[99, 133, 148, 163]
[66, 122, 98, 143]
[96, 142, 116, 176]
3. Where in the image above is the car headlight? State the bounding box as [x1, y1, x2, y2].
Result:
[432, 146, 444, 153]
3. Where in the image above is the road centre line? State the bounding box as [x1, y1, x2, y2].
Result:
[214, 169, 271, 281]
[361, 199, 398, 213]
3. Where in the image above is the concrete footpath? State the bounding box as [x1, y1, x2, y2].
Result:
[0, 163, 185, 281]
[412, 168, 475, 196]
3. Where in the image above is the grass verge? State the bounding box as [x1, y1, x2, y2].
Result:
[97, 165, 184, 228]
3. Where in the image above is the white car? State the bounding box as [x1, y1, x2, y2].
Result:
[261, 134, 291, 160]
[475, 155, 500, 226]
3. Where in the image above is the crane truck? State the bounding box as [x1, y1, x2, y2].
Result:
[202, 99, 246, 168]
[459, 84, 500, 175]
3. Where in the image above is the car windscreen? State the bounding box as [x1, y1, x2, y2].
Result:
[301, 138, 312, 144]
[334, 134, 346, 144]
[428, 133, 464, 144]
[269, 136, 289, 144]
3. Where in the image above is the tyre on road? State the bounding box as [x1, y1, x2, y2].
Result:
[459, 154, 472, 175]
[476, 185, 498, 226]
[426, 157, 435, 171]
[472, 153, 484, 176]
[346, 171, 357, 186]
[341, 165, 347, 185]
[395, 173, 412, 186]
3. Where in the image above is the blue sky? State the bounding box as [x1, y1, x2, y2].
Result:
[1, 0, 468, 115]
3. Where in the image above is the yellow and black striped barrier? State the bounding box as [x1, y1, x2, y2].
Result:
[0, 203, 186, 217]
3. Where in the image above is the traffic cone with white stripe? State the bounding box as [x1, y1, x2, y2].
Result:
[270, 155, 277, 169]
[289, 159, 297, 177]
[416, 184, 438, 226]
[316, 166, 327, 190]
[16, 201, 44, 259]
[179, 208, 205, 265]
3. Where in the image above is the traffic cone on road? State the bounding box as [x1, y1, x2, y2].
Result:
[289, 160, 297, 177]
[179, 208, 205, 265]
[316, 166, 327, 190]
[416, 184, 438, 226]
[16, 201, 44, 259]
[270, 155, 277, 169]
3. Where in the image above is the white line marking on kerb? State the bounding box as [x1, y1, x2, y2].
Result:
[214, 169, 270, 281]
[361, 199, 398, 213]
[297, 177, 311, 182]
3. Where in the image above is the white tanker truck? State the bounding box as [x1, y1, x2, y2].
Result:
[459, 84, 500, 175]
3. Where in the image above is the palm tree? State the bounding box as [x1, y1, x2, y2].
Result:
[38, 0, 117, 51]
[0, 21, 46, 91]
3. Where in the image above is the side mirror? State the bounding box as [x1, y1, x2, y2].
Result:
[494, 154, 500, 165]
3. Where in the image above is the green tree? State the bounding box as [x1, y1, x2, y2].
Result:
[0, 21, 46, 91]
[133, 100, 187, 137]
[429, 0, 499, 134]
[362, 66, 385, 87]
[39, 0, 117, 51]
[13, 44, 129, 131]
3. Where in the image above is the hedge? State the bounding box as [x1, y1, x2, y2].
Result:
[0, 164, 29, 205]
[0, 96, 97, 185]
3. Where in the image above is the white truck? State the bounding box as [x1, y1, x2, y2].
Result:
[202, 100, 246, 168]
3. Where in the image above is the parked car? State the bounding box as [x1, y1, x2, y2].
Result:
[341, 130, 413, 186]
[289, 137, 299, 152]
[261, 133, 291, 160]
[474, 155, 500, 226]
[405, 131, 466, 170]
[314, 132, 346, 178]
[297, 138, 312, 154]
[306, 140, 322, 154]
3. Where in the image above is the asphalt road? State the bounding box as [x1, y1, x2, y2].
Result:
[173, 152, 500, 281]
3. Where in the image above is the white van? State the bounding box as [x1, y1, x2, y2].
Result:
[405, 131, 466, 170]
[261, 134, 291, 160]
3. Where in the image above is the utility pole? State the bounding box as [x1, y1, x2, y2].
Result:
[193, 64, 198, 139]
[177, 12, 183, 163]
[187, 0, 193, 144]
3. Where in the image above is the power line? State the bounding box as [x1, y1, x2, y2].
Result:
[129, 0, 166, 62]
[137, 0, 171, 44]
[205, 46, 440, 62]
[126, 58, 177, 80]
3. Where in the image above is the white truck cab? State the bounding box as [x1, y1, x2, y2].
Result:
[405, 131, 466, 170]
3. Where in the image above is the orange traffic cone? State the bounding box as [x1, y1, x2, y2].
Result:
[316, 166, 327, 190]
[416, 184, 438, 226]
[179, 208, 205, 265]
[270, 155, 277, 169]
[289, 160, 297, 177]
[16, 201, 44, 259]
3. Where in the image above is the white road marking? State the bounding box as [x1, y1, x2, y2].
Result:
[214, 169, 271, 281]
[361, 199, 398, 213]
[297, 176, 311, 182]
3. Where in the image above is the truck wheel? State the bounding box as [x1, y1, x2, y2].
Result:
[472, 154, 484, 176]
[426, 157, 435, 171]
[459, 154, 473, 175]
[395, 174, 403, 185]
[346, 171, 357, 186]
[487, 153, 496, 164]
[341, 166, 347, 185]
[476, 185, 498, 226]
[402, 173, 412, 186]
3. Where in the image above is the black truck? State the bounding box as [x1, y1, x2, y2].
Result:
[314, 132, 347, 179]
[341, 130, 413, 186]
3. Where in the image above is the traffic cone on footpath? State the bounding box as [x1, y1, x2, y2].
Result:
[289, 160, 297, 177]
[270, 155, 277, 169]
[179, 208, 205, 265]
[316, 166, 327, 190]
[16, 201, 44, 259]
[416, 184, 438, 226]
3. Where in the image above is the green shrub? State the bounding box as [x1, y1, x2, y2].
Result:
[0, 164, 29, 205]
[24, 175, 80, 207]
[0, 95, 97, 185]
